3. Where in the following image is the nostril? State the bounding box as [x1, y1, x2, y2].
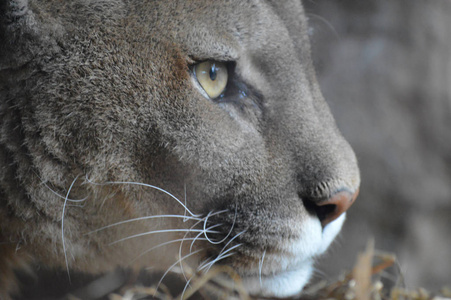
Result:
[302, 188, 359, 227]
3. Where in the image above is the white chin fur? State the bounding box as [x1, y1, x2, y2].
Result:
[242, 263, 313, 297]
[242, 214, 346, 298]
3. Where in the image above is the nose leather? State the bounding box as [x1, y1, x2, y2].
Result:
[318, 188, 359, 227]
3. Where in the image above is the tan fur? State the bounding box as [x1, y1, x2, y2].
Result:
[0, 0, 360, 298]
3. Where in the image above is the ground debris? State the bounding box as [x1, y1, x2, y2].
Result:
[100, 241, 450, 300]
[300, 241, 449, 300]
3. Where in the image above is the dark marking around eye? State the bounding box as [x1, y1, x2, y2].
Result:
[218, 73, 263, 114]
[190, 61, 263, 113]
[209, 63, 217, 81]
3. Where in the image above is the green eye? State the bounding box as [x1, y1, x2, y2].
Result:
[194, 61, 228, 99]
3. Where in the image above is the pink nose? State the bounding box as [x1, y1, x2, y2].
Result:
[317, 189, 359, 227]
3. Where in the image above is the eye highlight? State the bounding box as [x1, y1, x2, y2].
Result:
[194, 61, 228, 99]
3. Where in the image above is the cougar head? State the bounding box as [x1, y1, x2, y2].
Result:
[0, 0, 359, 297]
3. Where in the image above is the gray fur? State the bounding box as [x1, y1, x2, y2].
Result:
[0, 0, 359, 297]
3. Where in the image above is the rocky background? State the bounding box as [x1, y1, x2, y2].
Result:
[303, 0, 451, 291]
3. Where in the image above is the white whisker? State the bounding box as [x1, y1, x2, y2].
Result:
[185, 209, 228, 252]
[199, 245, 241, 273]
[130, 237, 208, 264]
[49, 183, 87, 202]
[199, 252, 237, 274]
[199, 230, 246, 273]
[181, 276, 194, 300]
[183, 183, 188, 222]
[196, 253, 215, 271]
[190, 231, 205, 253]
[109, 228, 220, 245]
[154, 249, 204, 296]
[178, 220, 215, 282]
[213, 243, 242, 261]
[174, 209, 229, 255]
[178, 220, 225, 282]
[218, 230, 246, 256]
[210, 209, 229, 216]
[65, 197, 88, 203]
[176, 218, 205, 256]
[85, 176, 201, 217]
[190, 223, 222, 252]
[259, 249, 266, 287]
[67, 203, 86, 208]
[86, 214, 203, 235]
[203, 206, 236, 245]
[61, 176, 79, 284]
[36, 172, 88, 203]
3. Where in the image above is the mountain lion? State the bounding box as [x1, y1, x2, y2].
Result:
[0, 0, 360, 298]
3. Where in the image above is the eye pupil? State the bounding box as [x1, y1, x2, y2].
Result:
[209, 64, 217, 81]
[194, 60, 228, 99]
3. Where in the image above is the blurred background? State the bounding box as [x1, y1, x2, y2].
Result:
[303, 0, 451, 291]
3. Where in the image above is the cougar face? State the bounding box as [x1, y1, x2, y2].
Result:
[0, 0, 360, 297]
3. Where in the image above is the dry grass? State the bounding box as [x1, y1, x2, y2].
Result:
[68, 241, 450, 300]
[300, 241, 450, 300]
